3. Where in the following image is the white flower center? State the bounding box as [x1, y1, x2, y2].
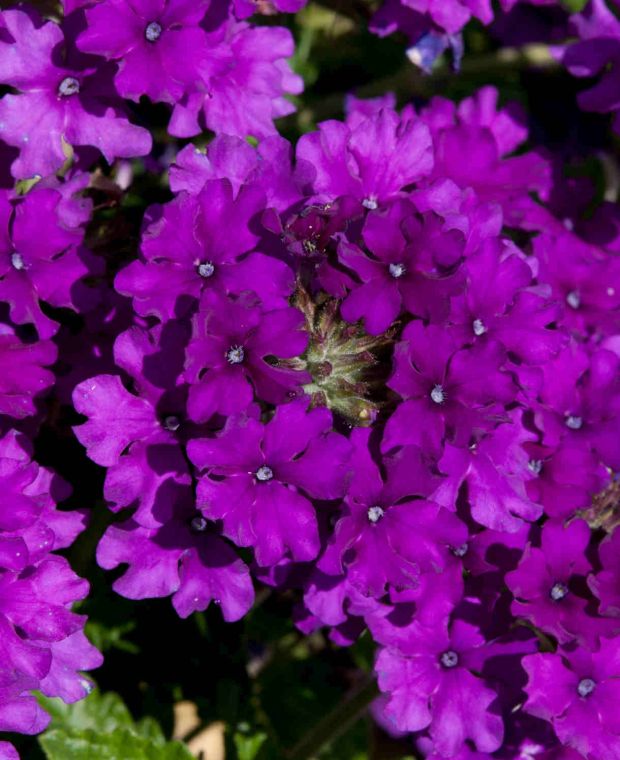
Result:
[367, 506, 384, 523]
[550, 582, 568, 601]
[10, 252, 25, 270]
[145, 21, 162, 42]
[226, 345, 245, 365]
[528, 459, 543, 476]
[440, 650, 459, 668]
[472, 318, 486, 336]
[362, 197, 378, 210]
[190, 515, 208, 532]
[388, 262, 406, 279]
[565, 415, 582, 430]
[452, 543, 468, 557]
[430, 384, 445, 404]
[162, 415, 180, 431]
[566, 290, 581, 310]
[255, 465, 274, 482]
[577, 678, 595, 698]
[58, 76, 80, 97]
[197, 261, 215, 278]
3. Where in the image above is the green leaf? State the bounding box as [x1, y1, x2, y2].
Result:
[233, 730, 268, 760]
[39, 728, 193, 760]
[560, 0, 588, 11]
[37, 691, 137, 734]
[37, 691, 193, 760]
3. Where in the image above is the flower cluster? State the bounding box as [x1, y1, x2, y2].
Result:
[0, 0, 306, 749]
[0, 168, 103, 756]
[67, 80, 620, 758]
[2, 0, 620, 757]
[0, 2, 301, 180]
[0, 431, 102, 760]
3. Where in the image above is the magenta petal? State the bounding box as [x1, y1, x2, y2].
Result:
[173, 535, 254, 621]
[73, 375, 157, 467]
[252, 483, 319, 566]
[430, 669, 503, 756]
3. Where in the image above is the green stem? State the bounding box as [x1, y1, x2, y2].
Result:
[285, 673, 380, 760]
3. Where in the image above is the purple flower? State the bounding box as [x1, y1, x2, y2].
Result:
[506, 520, 606, 647]
[97, 512, 254, 621]
[338, 200, 465, 334]
[0, 329, 56, 420]
[536, 344, 620, 470]
[0, 429, 101, 738]
[524, 442, 608, 520]
[0, 9, 151, 178]
[188, 401, 352, 566]
[115, 179, 294, 321]
[563, 0, 620, 133]
[375, 618, 505, 756]
[169, 18, 302, 140]
[170, 134, 304, 211]
[0, 186, 99, 338]
[382, 320, 516, 454]
[73, 322, 192, 525]
[448, 239, 565, 364]
[421, 87, 550, 226]
[535, 228, 620, 336]
[296, 107, 433, 207]
[185, 290, 309, 423]
[523, 638, 620, 758]
[432, 417, 542, 531]
[318, 428, 466, 597]
[77, 0, 211, 104]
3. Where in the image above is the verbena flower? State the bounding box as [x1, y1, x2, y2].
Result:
[168, 13, 302, 140]
[0, 430, 101, 748]
[523, 638, 620, 757]
[506, 519, 608, 647]
[383, 320, 516, 453]
[318, 428, 466, 597]
[375, 618, 508, 756]
[115, 180, 294, 321]
[188, 401, 351, 566]
[184, 290, 309, 423]
[0, 9, 151, 179]
[563, 0, 620, 133]
[0, 185, 99, 338]
[77, 0, 213, 104]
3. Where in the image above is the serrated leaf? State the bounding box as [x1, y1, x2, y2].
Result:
[39, 728, 193, 760]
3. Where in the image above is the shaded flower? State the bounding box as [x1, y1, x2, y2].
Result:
[188, 401, 352, 566]
[523, 638, 620, 758]
[383, 320, 515, 454]
[296, 107, 433, 207]
[115, 179, 294, 321]
[319, 428, 465, 597]
[0, 9, 151, 179]
[77, 0, 212, 104]
[184, 290, 309, 423]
